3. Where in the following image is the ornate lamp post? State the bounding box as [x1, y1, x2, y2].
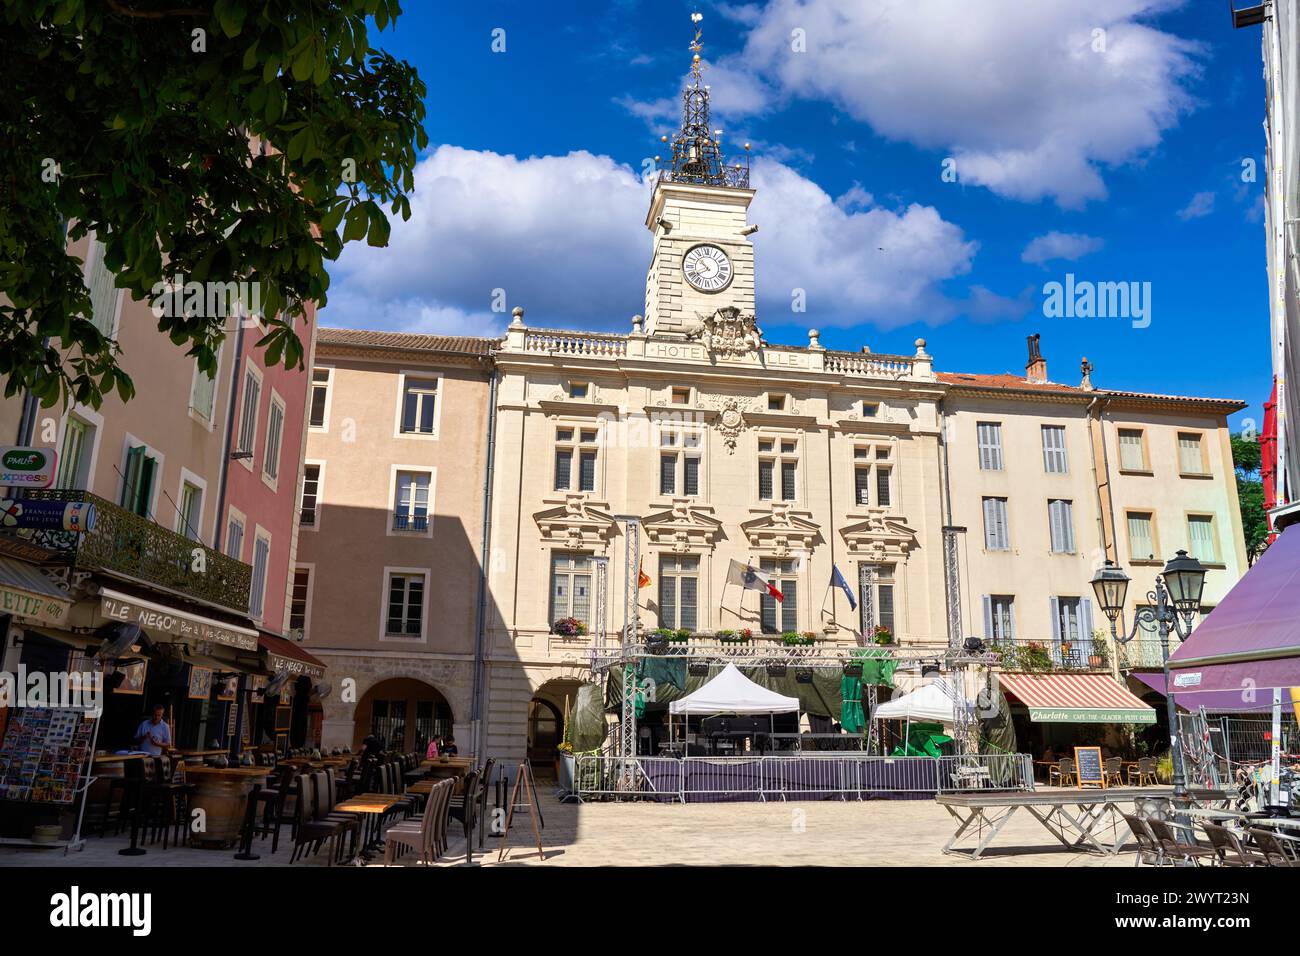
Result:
[1090, 551, 1208, 813]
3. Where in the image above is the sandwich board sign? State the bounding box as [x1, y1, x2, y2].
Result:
[1074, 746, 1105, 788]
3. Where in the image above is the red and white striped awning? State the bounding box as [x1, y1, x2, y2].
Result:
[997, 672, 1156, 724]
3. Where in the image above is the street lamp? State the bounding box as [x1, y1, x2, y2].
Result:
[1090, 551, 1208, 816]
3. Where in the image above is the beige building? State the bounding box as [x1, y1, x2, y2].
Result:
[297, 61, 1248, 767]
[295, 329, 495, 753]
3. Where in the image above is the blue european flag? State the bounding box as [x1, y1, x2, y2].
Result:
[831, 564, 856, 612]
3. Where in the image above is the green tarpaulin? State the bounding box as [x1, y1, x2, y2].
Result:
[840, 674, 864, 733]
[570, 682, 607, 753]
[891, 722, 952, 757]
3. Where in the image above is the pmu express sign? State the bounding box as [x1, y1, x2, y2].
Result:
[0, 447, 57, 488]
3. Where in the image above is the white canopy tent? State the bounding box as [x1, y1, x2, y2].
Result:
[666, 663, 800, 753]
[668, 663, 801, 715]
[872, 680, 956, 724]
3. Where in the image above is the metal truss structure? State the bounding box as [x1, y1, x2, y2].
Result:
[941, 525, 965, 649]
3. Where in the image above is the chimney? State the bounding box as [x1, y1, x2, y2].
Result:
[1025, 333, 1047, 383]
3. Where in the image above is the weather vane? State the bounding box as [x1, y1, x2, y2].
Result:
[689, 12, 704, 86]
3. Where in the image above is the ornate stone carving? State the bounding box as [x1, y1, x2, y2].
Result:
[740, 504, 821, 556]
[534, 495, 617, 547]
[840, 511, 918, 558]
[642, 500, 723, 553]
[683, 305, 763, 356]
[707, 396, 750, 453]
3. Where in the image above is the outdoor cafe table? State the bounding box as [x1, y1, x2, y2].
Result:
[937, 787, 1235, 860]
[333, 793, 406, 864]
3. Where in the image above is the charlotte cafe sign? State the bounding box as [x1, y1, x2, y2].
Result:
[100, 592, 258, 651]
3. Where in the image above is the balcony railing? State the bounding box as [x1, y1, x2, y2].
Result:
[987, 638, 1112, 672]
[392, 513, 428, 532]
[17, 490, 251, 614]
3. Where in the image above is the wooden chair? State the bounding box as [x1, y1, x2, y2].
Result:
[1147, 818, 1216, 866]
[1201, 823, 1266, 866]
[1120, 812, 1164, 866]
[383, 778, 453, 866]
[1249, 828, 1299, 867]
[288, 775, 341, 865]
[447, 769, 482, 865]
[1103, 757, 1123, 788]
[476, 758, 496, 849]
[1048, 758, 1075, 787]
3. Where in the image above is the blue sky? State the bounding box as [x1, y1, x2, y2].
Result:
[323, 1, 1273, 430]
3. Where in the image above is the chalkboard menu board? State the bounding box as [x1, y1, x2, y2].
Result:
[0, 707, 96, 804]
[1074, 746, 1104, 788]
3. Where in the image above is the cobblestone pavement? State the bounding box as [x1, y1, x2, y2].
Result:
[0, 786, 1136, 867]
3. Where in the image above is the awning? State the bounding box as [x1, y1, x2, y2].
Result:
[873, 679, 956, 723]
[0, 556, 72, 627]
[1169, 526, 1300, 668]
[98, 587, 258, 651]
[259, 631, 326, 681]
[668, 663, 800, 715]
[998, 672, 1156, 724]
[1134, 671, 1288, 713]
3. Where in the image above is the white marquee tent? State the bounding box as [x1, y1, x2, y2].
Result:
[668, 663, 801, 715]
[872, 680, 956, 724]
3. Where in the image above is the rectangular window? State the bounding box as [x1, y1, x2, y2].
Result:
[780, 461, 797, 501]
[84, 236, 119, 336]
[977, 422, 1003, 471]
[1048, 499, 1075, 553]
[309, 368, 330, 428]
[768, 393, 786, 411]
[984, 595, 1015, 641]
[401, 378, 438, 434]
[982, 497, 1009, 550]
[758, 459, 774, 500]
[190, 362, 218, 421]
[1041, 425, 1068, 474]
[1127, 512, 1154, 561]
[683, 454, 700, 497]
[1187, 515, 1219, 563]
[862, 402, 879, 417]
[56, 417, 91, 489]
[1056, 597, 1082, 642]
[549, 553, 592, 626]
[871, 564, 896, 635]
[671, 387, 691, 405]
[1178, 432, 1206, 475]
[876, 467, 892, 508]
[262, 398, 284, 480]
[1118, 428, 1147, 471]
[658, 555, 699, 631]
[225, 516, 244, 560]
[249, 536, 270, 619]
[855, 466, 870, 506]
[289, 568, 311, 632]
[300, 464, 321, 526]
[177, 482, 202, 541]
[660, 454, 676, 495]
[554, 428, 598, 492]
[568, 382, 588, 399]
[394, 471, 431, 531]
[385, 573, 425, 636]
[760, 558, 799, 633]
[237, 369, 260, 455]
[120, 444, 157, 517]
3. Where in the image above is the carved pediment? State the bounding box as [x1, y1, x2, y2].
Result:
[642, 501, 723, 553]
[740, 505, 821, 556]
[534, 496, 617, 548]
[840, 511, 918, 559]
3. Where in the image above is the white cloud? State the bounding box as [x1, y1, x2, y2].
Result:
[1021, 231, 1106, 265]
[701, 0, 1202, 208]
[323, 145, 997, 337]
[1177, 190, 1216, 220]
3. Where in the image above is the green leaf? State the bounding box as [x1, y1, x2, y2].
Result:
[342, 204, 368, 242]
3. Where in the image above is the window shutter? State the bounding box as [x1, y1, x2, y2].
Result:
[983, 498, 996, 549]
[1062, 501, 1073, 552]
[1080, 598, 1095, 657]
[982, 595, 994, 640]
[994, 499, 1008, 549]
[1049, 597, 1061, 643]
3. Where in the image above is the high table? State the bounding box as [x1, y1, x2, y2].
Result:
[333, 792, 406, 864]
[937, 787, 1235, 860]
[182, 766, 270, 848]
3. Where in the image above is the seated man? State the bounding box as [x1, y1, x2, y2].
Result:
[441, 735, 458, 756]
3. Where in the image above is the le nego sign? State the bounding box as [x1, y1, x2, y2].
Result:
[0, 447, 57, 488]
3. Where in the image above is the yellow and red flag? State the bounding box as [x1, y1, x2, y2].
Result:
[638, 559, 651, 589]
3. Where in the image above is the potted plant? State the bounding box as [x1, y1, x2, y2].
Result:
[780, 631, 814, 646]
[873, 625, 895, 646]
[673, 628, 692, 643]
[552, 617, 588, 638]
[1021, 640, 1054, 672]
[1088, 629, 1111, 669]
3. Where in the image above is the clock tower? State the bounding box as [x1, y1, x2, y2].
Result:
[643, 17, 756, 338]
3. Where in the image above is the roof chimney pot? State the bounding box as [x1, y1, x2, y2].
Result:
[1026, 333, 1047, 383]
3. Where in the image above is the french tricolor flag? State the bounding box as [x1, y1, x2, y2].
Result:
[726, 559, 783, 602]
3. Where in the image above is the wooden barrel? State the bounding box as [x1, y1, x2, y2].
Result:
[185, 769, 266, 847]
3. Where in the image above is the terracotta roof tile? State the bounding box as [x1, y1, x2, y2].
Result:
[317, 327, 498, 355]
[937, 371, 1245, 410]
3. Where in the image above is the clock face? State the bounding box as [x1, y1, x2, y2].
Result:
[682, 244, 734, 293]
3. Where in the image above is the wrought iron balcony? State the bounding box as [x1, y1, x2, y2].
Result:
[986, 638, 1112, 672]
[16, 490, 252, 614]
